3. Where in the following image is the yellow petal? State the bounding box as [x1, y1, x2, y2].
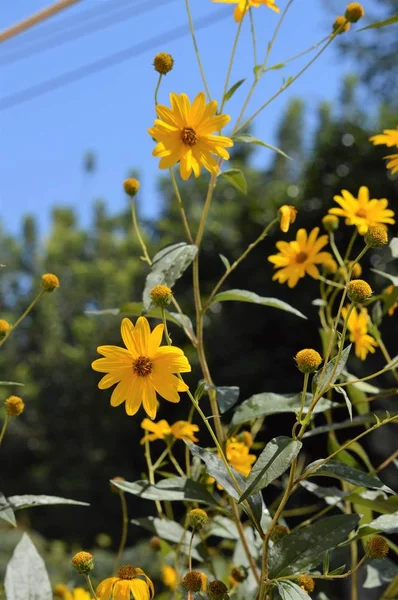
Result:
[130, 578, 150, 600]
[147, 324, 164, 356]
[151, 372, 181, 403]
[125, 377, 144, 415]
[96, 578, 117, 600]
[133, 317, 151, 355]
[113, 580, 131, 600]
[142, 379, 158, 419]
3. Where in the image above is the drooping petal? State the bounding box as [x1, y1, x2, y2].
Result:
[130, 578, 150, 600]
[134, 569, 155, 598]
[96, 577, 117, 600]
[113, 580, 132, 600]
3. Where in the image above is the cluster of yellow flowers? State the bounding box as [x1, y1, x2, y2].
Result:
[140, 417, 199, 444]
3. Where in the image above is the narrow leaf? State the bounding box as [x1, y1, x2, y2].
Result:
[312, 345, 352, 392]
[204, 384, 240, 414]
[359, 14, 398, 30]
[364, 559, 398, 588]
[0, 492, 16, 526]
[234, 133, 291, 159]
[303, 412, 397, 438]
[223, 78, 246, 102]
[371, 269, 398, 286]
[0, 381, 24, 386]
[335, 385, 353, 421]
[219, 254, 230, 271]
[210, 289, 306, 319]
[131, 517, 203, 560]
[220, 169, 247, 195]
[276, 581, 311, 600]
[5, 533, 52, 600]
[6, 495, 89, 510]
[239, 437, 302, 502]
[303, 459, 394, 493]
[111, 477, 218, 506]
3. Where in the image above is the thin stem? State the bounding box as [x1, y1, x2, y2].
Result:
[113, 491, 128, 573]
[144, 437, 163, 517]
[373, 330, 398, 382]
[234, 29, 339, 136]
[203, 218, 278, 312]
[152, 446, 170, 472]
[249, 8, 257, 68]
[376, 448, 398, 473]
[0, 414, 9, 446]
[329, 232, 346, 274]
[184, 0, 211, 101]
[295, 372, 309, 435]
[85, 575, 99, 600]
[195, 172, 218, 247]
[230, 499, 261, 584]
[220, 2, 247, 113]
[0, 290, 45, 348]
[154, 74, 162, 106]
[169, 169, 194, 244]
[317, 275, 344, 290]
[344, 229, 358, 262]
[131, 200, 152, 266]
[167, 445, 186, 477]
[263, 34, 330, 74]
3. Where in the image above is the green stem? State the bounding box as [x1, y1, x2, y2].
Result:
[113, 491, 128, 573]
[85, 575, 99, 600]
[152, 446, 170, 472]
[203, 218, 278, 312]
[184, 0, 212, 101]
[154, 74, 162, 106]
[144, 437, 163, 517]
[131, 199, 152, 266]
[344, 229, 358, 262]
[0, 414, 9, 446]
[329, 232, 346, 274]
[220, 1, 248, 113]
[0, 290, 45, 348]
[249, 8, 257, 68]
[167, 444, 186, 477]
[296, 372, 309, 433]
[169, 169, 194, 244]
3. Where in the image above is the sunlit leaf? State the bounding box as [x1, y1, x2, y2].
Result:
[111, 477, 218, 506]
[220, 169, 247, 195]
[5, 533, 52, 600]
[363, 559, 398, 588]
[6, 495, 89, 511]
[359, 14, 398, 30]
[312, 345, 352, 393]
[0, 492, 16, 526]
[303, 412, 397, 438]
[303, 459, 394, 493]
[223, 78, 246, 102]
[131, 517, 203, 560]
[233, 134, 291, 159]
[210, 289, 306, 319]
[276, 581, 311, 600]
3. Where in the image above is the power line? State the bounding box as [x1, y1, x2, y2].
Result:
[0, 0, 83, 44]
[0, 8, 229, 111]
[0, 0, 177, 66]
[1, 0, 142, 50]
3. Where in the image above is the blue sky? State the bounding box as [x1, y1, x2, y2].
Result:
[1, 0, 382, 235]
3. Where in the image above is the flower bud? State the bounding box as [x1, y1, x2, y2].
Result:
[150, 536, 161, 551]
[123, 178, 140, 197]
[347, 279, 372, 303]
[345, 2, 365, 23]
[322, 215, 339, 232]
[332, 15, 350, 34]
[366, 535, 389, 559]
[41, 273, 60, 292]
[298, 574, 315, 593]
[323, 258, 338, 274]
[182, 571, 207, 592]
[295, 349, 322, 374]
[5, 396, 25, 417]
[154, 52, 174, 75]
[278, 205, 297, 233]
[0, 319, 11, 338]
[71, 551, 94, 575]
[150, 284, 173, 307]
[207, 580, 229, 600]
[230, 566, 248, 583]
[188, 508, 208, 530]
[365, 226, 388, 248]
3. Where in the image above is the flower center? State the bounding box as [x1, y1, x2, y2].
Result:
[181, 127, 198, 146]
[118, 565, 136, 580]
[133, 356, 152, 377]
[356, 208, 367, 218]
[296, 251, 308, 264]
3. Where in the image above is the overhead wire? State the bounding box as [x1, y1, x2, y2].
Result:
[0, 8, 229, 111]
[0, 0, 174, 65]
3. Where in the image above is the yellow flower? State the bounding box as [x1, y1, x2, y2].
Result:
[342, 305, 377, 360]
[5, 395, 25, 417]
[212, 0, 279, 22]
[298, 575, 315, 593]
[328, 186, 395, 235]
[71, 589, 94, 600]
[295, 349, 322, 374]
[171, 420, 199, 442]
[369, 127, 398, 175]
[278, 205, 297, 233]
[268, 228, 332, 288]
[148, 92, 233, 180]
[140, 418, 172, 444]
[226, 438, 256, 477]
[92, 317, 191, 419]
[162, 565, 178, 591]
[96, 565, 154, 600]
[383, 285, 398, 316]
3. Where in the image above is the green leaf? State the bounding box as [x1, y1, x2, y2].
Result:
[231, 392, 334, 426]
[346, 383, 368, 416]
[359, 14, 398, 31]
[346, 511, 398, 543]
[187, 443, 266, 531]
[0, 381, 24, 387]
[323, 552, 330, 575]
[5, 533, 52, 599]
[346, 492, 398, 515]
[268, 514, 359, 577]
[131, 517, 203, 560]
[219, 254, 230, 271]
[276, 581, 311, 600]
[363, 559, 398, 588]
[233, 134, 291, 159]
[220, 169, 247, 195]
[335, 385, 352, 421]
[207, 515, 240, 540]
[312, 345, 352, 393]
[0, 492, 16, 526]
[210, 289, 306, 319]
[204, 384, 240, 414]
[112, 476, 218, 506]
[303, 412, 396, 438]
[303, 459, 394, 493]
[239, 437, 302, 502]
[371, 268, 398, 286]
[300, 481, 345, 510]
[5, 495, 89, 511]
[223, 78, 246, 102]
[87, 302, 194, 341]
[253, 64, 263, 79]
[142, 242, 198, 310]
